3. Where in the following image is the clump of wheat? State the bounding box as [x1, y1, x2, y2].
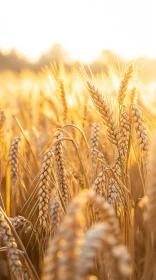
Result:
[42, 190, 132, 279]
[42, 190, 88, 280]
[1, 62, 156, 280]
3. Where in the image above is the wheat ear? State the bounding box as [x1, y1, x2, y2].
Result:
[87, 81, 120, 147]
[0, 209, 23, 279]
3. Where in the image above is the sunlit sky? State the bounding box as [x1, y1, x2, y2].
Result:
[0, 0, 155, 62]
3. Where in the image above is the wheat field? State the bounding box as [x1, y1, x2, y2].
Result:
[0, 62, 156, 280]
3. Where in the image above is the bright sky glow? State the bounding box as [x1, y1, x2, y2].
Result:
[0, 0, 155, 62]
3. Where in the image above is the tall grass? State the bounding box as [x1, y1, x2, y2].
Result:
[0, 63, 155, 279]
